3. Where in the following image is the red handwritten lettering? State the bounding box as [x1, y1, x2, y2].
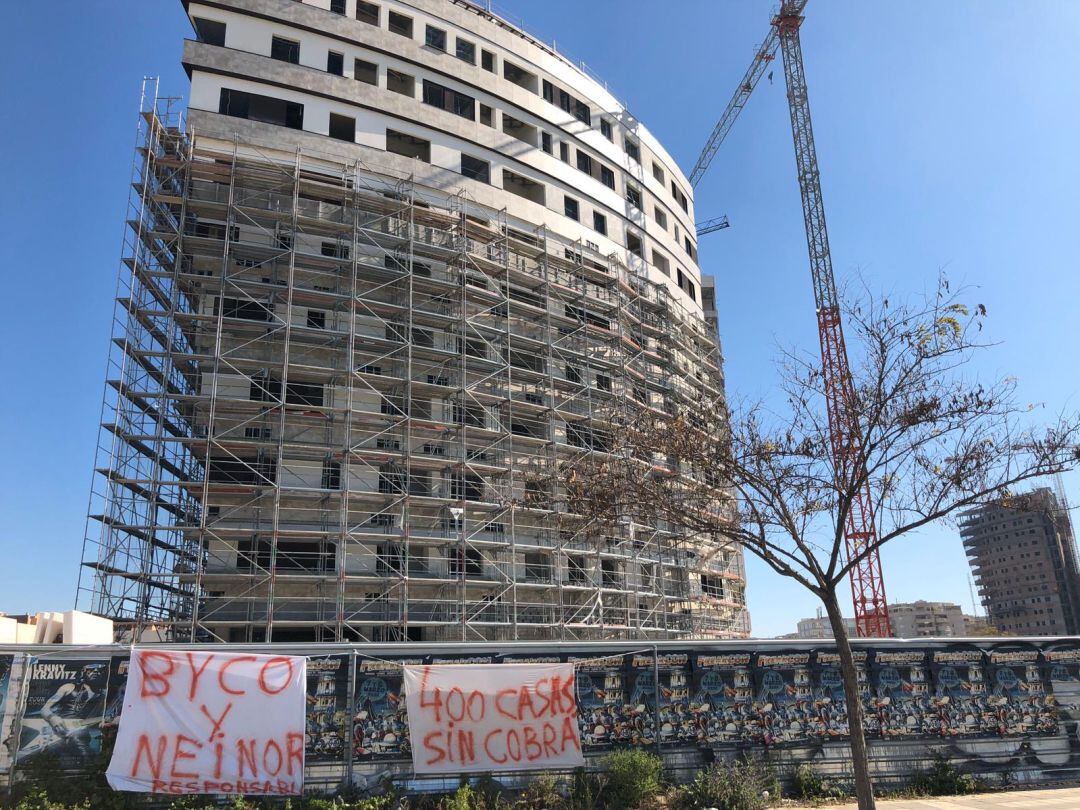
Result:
[457, 728, 475, 764]
[483, 728, 507, 764]
[170, 734, 202, 779]
[446, 687, 467, 722]
[236, 738, 259, 777]
[423, 729, 446, 765]
[532, 678, 552, 718]
[419, 667, 443, 722]
[139, 652, 175, 698]
[549, 675, 567, 715]
[560, 675, 575, 711]
[218, 655, 256, 695]
[132, 733, 167, 778]
[286, 732, 304, 776]
[542, 722, 558, 757]
[522, 725, 542, 761]
[200, 701, 232, 742]
[258, 657, 294, 695]
[560, 715, 581, 751]
[467, 689, 486, 721]
[184, 653, 214, 701]
[517, 685, 537, 720]
[262, 739, 283, 776]
[505, 728, 521, 761]
[495, 688, 518, 720]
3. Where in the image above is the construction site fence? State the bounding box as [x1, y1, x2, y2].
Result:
[2, 637, 1080, 795]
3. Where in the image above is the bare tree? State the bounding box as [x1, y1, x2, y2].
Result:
[563, 279, 1080, 810]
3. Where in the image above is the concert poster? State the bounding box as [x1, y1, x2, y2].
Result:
[569, 653, 628, 750]
[624, 652, 692, 747]
[1041, 645, 1080, 732]
[16, 658, 111, 769]
[305, 654, 351, 763]
[930, 647, 987, 737]
[869, 649, 932, 738]
[689, 651, 753, 745]
[352, 654, 421, 761]
[808, 649, 869, 740]
[751, 650, 812, 745]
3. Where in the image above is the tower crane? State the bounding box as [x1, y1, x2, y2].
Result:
[691, 0, 892, 637]
[696, 215, 731, 237]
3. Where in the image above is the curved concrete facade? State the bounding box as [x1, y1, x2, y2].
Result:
[183, 0, 703, 309]
[77, 0, 749, 642]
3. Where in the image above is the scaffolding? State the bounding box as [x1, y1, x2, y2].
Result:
[77, 83, 750, 643]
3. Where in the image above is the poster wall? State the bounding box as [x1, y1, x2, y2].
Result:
[16, 658, 110, 769]
[103, 656, 130, 728]
[1, 639, 1079, 789]
[1044, 646, 1080, 708]
[629, 653, 693, 747]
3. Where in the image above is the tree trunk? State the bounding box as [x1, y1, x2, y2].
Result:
[822, 588, 876, 810]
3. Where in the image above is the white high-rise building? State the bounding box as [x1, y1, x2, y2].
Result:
[78, 0, 749, 643]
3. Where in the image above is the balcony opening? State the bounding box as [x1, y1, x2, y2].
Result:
[355, 1, 379, 25]
[354, 58, 377, 85]
[328, 112, 355, 142]
[388, 11, 413, 38]
[502, 169, 545, 205]
[461, 154, 490, 184]
[271, 36, 300, 65]
[193, 17, 226, 46]
[386, 129, 430, 162]
[501, 113, 538, 147]
[503, 60, 538, 93]
[386, 69, 414, 97]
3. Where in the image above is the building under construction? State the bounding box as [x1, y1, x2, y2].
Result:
[961, 485, 1080, 636]
[76, 0, 748, 643]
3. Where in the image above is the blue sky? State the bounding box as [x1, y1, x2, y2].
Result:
[1, 1, 1077, 637]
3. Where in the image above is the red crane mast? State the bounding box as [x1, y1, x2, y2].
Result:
[691, 0, 891, 637]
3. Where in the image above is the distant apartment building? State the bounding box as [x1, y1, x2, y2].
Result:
[888, 601, 966, 638]
[791, 610, 857, 639]
[962, 614, 1003, 637]
[960, 487, 1080, 636]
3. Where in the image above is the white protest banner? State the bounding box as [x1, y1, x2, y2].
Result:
[403, 663, 583, 774]
[106, 649, 306, 796]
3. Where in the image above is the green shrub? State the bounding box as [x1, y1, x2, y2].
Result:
[565, 767, 599, 810]
[516, 773, 563, 810]
[791, 763, 848, 801]
[442, 785, 477, 810]
[910, 753, 980, 797]
[13, 788, 88, 810]
[674, 758, 779, 810]
[598, 749, 663, 809]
